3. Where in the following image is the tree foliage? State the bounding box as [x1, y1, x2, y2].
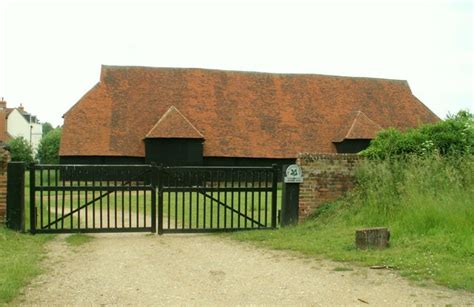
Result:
[36, 128, 62, 164]
[42, 122, 54, 136]
[361, 110, 474, 159]
[7, 137, 34, 163]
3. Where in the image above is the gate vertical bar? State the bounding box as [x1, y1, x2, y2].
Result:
[29, 164, 36, 234]
[151, 165, 157, 234]
[271, 164, 278, 228]
[157, 166, 164, 235]
[39, 168, 43, 229]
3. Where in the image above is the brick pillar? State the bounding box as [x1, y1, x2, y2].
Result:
[296, 153, 362, 221]
[0, 147, 10, 223]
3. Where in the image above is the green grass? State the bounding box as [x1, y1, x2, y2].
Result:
[65, 234, 94, 247]
[230, 155, 474, 291]
[0, 173, 54, 305]
[0, 226, 53, 305]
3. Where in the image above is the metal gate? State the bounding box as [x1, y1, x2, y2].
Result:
[157, 166, 279, 234]
[29, 164, 279, 234]
[29, 164, 156, 234]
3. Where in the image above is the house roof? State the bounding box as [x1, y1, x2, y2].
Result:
[59, 65, 440, 158]
[145, 106, 204, 139]
[333, 111, 383, 142]
[6, 107, 39, 123]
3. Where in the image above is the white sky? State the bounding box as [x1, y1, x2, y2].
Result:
[0, 0, 473, 127]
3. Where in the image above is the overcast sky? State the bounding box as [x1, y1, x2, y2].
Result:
[0, 0, 472, 127]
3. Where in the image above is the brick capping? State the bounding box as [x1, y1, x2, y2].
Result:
[298, 152, 362, 161]
[296, 153, 363, 220]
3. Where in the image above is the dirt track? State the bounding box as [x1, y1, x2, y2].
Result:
[13, 233, 474, 306]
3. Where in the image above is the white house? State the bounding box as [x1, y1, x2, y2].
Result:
[0, 99, 43, 152]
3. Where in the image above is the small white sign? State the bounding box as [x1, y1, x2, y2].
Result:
[284, 164, 303, 183]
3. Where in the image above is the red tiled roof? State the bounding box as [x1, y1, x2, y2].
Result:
[333, 111, 382, 142]
[145, 106, 204, 139]
[60, 65, 440, 158]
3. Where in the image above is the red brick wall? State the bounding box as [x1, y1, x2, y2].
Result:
[0, 147, 10, 223]
[297, 153, 362, 220]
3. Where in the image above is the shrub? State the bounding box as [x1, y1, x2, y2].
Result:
[36, 128, 61, 164]
[362, 110, 473, 158]
[6, 137, 34, 163]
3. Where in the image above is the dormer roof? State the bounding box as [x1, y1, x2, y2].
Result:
[145, 106, 204, 139]
[333, 111, 383, 142]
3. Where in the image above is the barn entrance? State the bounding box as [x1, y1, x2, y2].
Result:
[28, 164, 279, 234]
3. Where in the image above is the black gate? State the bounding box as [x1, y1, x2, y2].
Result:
[157, 166, 279, 234]
[29, 164, 279, 234]
[29, 164, 156, 234]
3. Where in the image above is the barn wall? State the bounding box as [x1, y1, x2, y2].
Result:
[60, 156, 145, 165]
[145, 138, 203, 166]
[203, 157, 295, 168]
[297, 153, 362, 221]
[334, 139, 371, 153]
[60, 155, 294, 169]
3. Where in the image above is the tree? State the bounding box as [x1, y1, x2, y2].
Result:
[42, 122, 54, 136]
[36, 128, 61, 164]
[7, 137, 34, 163]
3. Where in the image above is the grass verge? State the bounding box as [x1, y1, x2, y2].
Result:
[0, 226, 53, 305]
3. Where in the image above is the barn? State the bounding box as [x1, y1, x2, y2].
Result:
[59, 65, 439, 166]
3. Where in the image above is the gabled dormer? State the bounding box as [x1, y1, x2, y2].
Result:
[144, 106, 204, 166]
[333, 111, 382, 153]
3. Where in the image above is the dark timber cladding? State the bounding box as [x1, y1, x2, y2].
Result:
[60, 156, 145, 165]
[145, 138, 203, 166]
[334, 139, 372, 154]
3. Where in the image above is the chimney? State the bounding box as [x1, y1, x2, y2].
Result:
[0, 98, 6, 142]
[18, 103, 24, 112]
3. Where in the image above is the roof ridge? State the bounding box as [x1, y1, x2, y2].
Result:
[345, 111, 362, 139]
[100, 65, 409, 83]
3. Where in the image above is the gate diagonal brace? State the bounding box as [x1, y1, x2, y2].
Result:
[197, 189, 265, 228]
[41, 169, 153, 229]
[159, 168, 268, 229]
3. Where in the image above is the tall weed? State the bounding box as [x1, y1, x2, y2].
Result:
[327, 154, 473, 252]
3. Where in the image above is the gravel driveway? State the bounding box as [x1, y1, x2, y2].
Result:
[13, 233, 474, 306]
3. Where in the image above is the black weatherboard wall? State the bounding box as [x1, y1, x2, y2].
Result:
[145, 138, 203, 166]
[60, 156, 145, 164]
[334, 139, 371, 154]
